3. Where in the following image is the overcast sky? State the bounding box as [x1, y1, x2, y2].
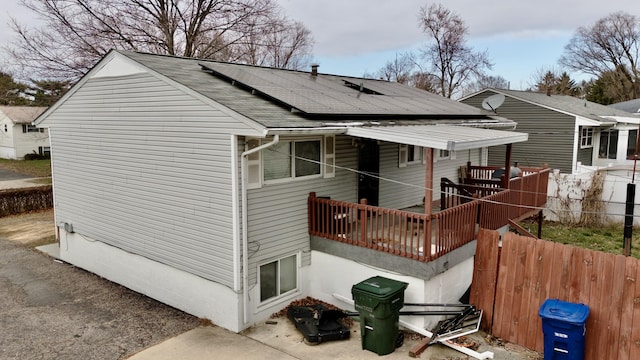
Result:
[1, 0, 639, 89]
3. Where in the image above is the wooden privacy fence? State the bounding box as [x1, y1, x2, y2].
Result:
[0, 186, 52, 216]
[470, 229, 640, 360]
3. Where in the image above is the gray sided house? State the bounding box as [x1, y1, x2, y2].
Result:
[461, 89, 640, 174]
[36, 50, 543, 332]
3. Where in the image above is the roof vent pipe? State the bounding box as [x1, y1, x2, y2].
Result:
[311, 64, 319, 77]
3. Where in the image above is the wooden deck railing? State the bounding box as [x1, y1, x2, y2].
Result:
[309, 166, 550, 263]
[308, 194, 432, 261]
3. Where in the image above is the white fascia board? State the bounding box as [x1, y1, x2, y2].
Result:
[346, 125, 528, 151]
[346, 126, 449, 149]
[448, 133, 529, 151]
[576, 115, 608, 126]
[601, 116, 640, 125]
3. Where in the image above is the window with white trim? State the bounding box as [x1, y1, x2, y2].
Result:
[259, 254, 298, 303]
[598, 130, 618, 159]
[264, 139, 321, 182]
[22, 124, 43, 133]
[407, 145, 422, 164]
[399, 144, 423, 167]
[580, 127, 594, 148]
[438, 149, 453, 159]
[247, 136, 334, 189]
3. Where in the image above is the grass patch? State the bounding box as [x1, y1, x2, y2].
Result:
[0, 209, 55, 246]
[521, 220, 640, 258]
[0, 159, 51, 178]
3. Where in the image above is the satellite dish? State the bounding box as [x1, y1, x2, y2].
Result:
[481, 94, 505, 113]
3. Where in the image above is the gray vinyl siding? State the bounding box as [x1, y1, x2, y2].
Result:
[378, 143, 481, 209]
[577, 146, 593, 166]
[45, 72, 256, 288]
[463, 92, 576, 173]
[245, 136, 481, 285]
[246, 135, 357, 284]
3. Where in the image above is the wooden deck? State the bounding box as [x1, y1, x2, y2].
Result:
[308, 166, 550, 263]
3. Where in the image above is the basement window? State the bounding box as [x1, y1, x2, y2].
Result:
[259, 254, 298, 303]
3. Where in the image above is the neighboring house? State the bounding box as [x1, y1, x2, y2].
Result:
[35, 50, 548, 332]
[0, 106, 49, 159]
[610, 98, 640, 115]
[461, 89, 640, 174]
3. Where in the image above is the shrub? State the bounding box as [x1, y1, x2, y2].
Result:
[23, 152, 50, 160]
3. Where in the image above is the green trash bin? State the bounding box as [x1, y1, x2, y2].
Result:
[351, 276, 409, 355]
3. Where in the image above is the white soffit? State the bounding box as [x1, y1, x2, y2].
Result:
[345, 124, 528, 151]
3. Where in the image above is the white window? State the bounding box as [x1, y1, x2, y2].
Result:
[399, 144, 423, 167]
[259, 254, 298, 303]
[598, 130, 618, 159]
[22, 124, 43, 133]
[438, 149, 456, 160]
[263, 139, 321, 182]
[248, 136, 334, 188]
[581, 127, 593, 148]
[407, 145, 422, 164]
[38, 146, 51, 157]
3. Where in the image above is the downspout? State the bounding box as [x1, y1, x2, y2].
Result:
[240, 134, 279, 325]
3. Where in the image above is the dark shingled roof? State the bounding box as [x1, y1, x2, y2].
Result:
[485, 89, 638, 122]
[119, 51, 501, 129]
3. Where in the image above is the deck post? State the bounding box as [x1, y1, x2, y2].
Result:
[359, 198, 368, 246]
[424, 148, 433, 217]
[425, 148, 434, 259]
[308, 192, 316, 233]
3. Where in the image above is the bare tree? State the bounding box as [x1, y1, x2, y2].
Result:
[560, 11, 640, 99]
[460, 74, 509, 97]
[377, 52, 417, 84]
[233, 16, 314, 70]
[7, 0, 314, 80]
[417, 4, 492, 98]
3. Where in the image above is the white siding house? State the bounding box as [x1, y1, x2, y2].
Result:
[36, 50, 531, 332]
[0, 106, 48, 159]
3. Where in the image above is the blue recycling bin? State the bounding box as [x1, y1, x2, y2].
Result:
[539, 299, 590, 360]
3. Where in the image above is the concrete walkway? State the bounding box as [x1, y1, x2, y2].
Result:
[128, 319, 539, 360]
[128, 326, 298, 360]
[0, 177, 50, 190]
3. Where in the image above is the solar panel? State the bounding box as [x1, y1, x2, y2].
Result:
[199, 62, 482, 116]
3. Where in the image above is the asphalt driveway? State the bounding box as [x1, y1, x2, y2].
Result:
[0, 168, 31, 181]
[0, 238, 200, 360]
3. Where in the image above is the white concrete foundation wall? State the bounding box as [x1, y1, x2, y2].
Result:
[0, 146, 16, 159]
[58, 230, 244, 332]
[308, 251, 473, 330]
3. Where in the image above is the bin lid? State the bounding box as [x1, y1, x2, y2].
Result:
[352, 276, 408, 296]
[539, 299, 590, 325]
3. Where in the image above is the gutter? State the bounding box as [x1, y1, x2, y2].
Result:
[239, 134, 279, 325]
